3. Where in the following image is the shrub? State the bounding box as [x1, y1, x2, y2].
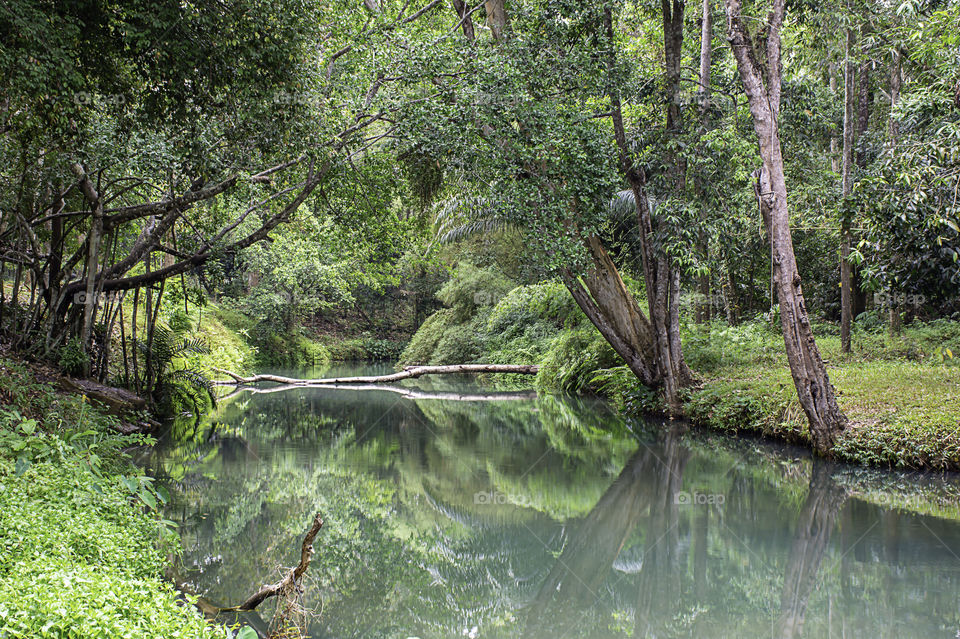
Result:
[399, 309, 455, 365]
[58, 337, 87, 377]
[536, 327, 619, 393]
[436, 263, 516, 321]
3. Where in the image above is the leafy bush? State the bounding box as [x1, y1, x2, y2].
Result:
[399, 308, 455, 365]
[436, 263, 516, 321]
[486, 280, 584, 339]
[58, 336, 87, 377]
[361, 338, 407, 361]
[430, 314, 489, 364]
[536, 327, 619, 393]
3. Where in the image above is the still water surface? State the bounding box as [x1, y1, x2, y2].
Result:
[144, 364, 960, 638]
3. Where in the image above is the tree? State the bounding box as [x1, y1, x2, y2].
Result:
[723, 0, 848, 453]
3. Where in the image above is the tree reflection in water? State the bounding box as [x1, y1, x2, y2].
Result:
[144, 370, 960, 638]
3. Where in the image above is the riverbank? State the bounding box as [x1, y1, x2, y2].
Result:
[684, 323, 960, 470]
[0, 356, 214, 637]
[397, 275, 960, 470]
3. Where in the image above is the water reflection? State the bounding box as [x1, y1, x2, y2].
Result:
[144, 369, 960, 638]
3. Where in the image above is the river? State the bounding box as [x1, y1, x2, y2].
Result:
[143, 363, 960, 638]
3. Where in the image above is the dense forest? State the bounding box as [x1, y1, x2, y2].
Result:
[1, 0, 959, 637]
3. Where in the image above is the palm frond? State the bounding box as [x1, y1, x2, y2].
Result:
[168, 367, 217, 408]
[433, 193, 515, 244]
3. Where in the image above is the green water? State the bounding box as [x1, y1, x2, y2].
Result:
[145, 364, 960, 638]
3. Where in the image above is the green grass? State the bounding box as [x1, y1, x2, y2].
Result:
[685, 322, 960, 470]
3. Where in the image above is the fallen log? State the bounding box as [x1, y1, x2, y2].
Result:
[217, 383, 538, 402]
[212, 364, 539, 387]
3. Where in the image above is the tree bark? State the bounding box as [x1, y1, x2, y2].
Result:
[71, 164, 103, 376]
[603, 6, 693, 414]
[840, 27, 856, 353]
[724, 0, 848, 454]
[695, 0, 713, 324]
[451, 0, 476, 39]
[484, 0, 507, 41]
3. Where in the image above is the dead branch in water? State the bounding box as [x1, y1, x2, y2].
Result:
[225, 513, 324, 612]
[212, 364, 539, 387]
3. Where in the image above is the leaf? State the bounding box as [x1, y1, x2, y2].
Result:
[14, 457, 31, 477]
[19, 419, 37, 436]
[138, 489, 157, 510]
[237, 626, 258, 639]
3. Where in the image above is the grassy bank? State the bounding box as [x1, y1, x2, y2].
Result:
[0, 357, 215, 638]
[685, 321, 960, 470]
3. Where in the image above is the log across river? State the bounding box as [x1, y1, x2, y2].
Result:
[212, 364, 539, 387]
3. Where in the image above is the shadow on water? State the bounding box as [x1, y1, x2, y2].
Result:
[143, 365, 960, 638]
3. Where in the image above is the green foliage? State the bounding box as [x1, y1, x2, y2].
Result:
[0, 357, 215, 638]
[136, 325, 216, 416]
[436, 263, 516, 322]
[430, 313, 490, 365]
[680, 321, 784, 373]
[536, 327, 620, 393]
[399, 309, 455, 365]
[57, 337, 87, 377]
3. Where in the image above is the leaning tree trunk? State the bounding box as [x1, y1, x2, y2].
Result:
[725, 0, 848, 454]
[563, 236, 659, 387]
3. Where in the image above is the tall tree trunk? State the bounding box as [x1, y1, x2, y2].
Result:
[725, 0, 848, 454]
[695, 0, 713, 324]
[829, 64, 840, 174]
[887, 50, 902, 335]
[852, 57, 871, 319]
[71, 164, 104, 376]
[662, 0, 685, 133]
[484, 0, 507, 41]
[603, 6, 693, 413]
[840, 27, 856, 353]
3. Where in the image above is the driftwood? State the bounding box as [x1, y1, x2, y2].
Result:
[227, 513, 324, 612]
[212, 364, 539, 387]
[218, 383, 538, 402]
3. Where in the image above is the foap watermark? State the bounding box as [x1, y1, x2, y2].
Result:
[673, 490, 725, 506]
[73, 92, 126, 107]
[272, 90, 319, 107]
[473, 490, 533, 508]
[73, 290, 122, 305]
[473, 290, 500, 306]
[681, 291, 726, 307]
[873, 291, 926, 308]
